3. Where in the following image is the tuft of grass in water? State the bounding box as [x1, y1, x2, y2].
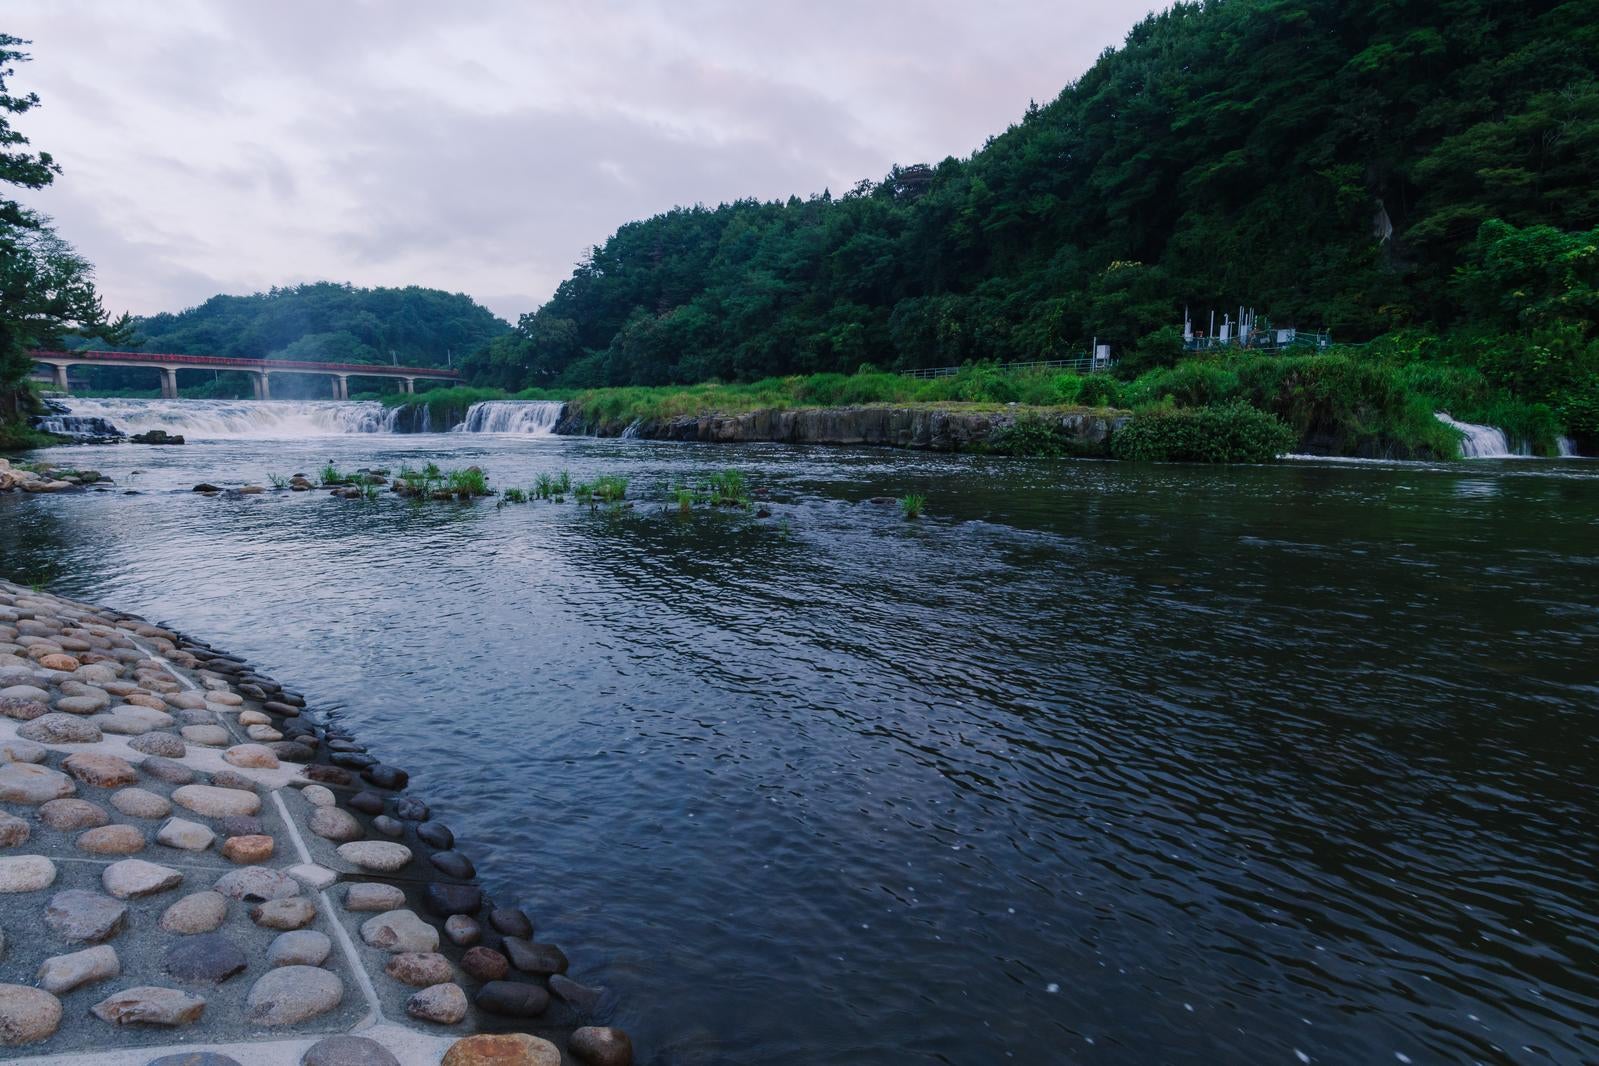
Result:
[899, 494, 925, 519]
[447, 467, 489, 498]
[267, 473, 288, 490]
[502, 487, 528, 503]
[318, 463, 345, 486]
[674, 486, 695, 513]
[703, 469, 753, 510]
[360, 481, 382, 501]
[534, 473, 555, 499]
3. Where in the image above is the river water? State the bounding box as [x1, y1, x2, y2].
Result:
[2, 401, 1597, 1064]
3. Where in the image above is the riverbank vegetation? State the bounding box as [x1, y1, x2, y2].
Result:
[450, 0, 1596, 458]
[0, 35, 128, 449]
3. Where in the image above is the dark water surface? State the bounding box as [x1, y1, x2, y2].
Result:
[3, 433, 1597, 1065]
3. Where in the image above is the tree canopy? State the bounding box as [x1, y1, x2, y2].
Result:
[124, 282, 510, 368]
[466, 0, 1599, 390]
[0, 33, 125, 418]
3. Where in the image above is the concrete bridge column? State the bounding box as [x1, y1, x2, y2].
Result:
[52, 364, 70, 394]
[159, 367, 179, 400]
[333, 375, 350, 401]
[403, 377, 415, 395]
[251, 372, 271, 400]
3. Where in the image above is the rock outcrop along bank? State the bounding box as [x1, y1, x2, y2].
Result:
[559, 404, 1128, 455]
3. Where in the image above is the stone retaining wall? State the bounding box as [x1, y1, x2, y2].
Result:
[0, 581, 631, 1066]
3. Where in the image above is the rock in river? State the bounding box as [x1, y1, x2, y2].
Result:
[473, 980, 550, 1018]
[504, 938, 568, 976]
[460, 946, 508, 982]
[569, 1027, 634, 1066]
[430, 850, 476, 879]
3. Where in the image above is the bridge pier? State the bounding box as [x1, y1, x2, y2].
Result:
[159, 368, 179, 400]
[332, 374, 350, 401]
[52, 364, 70, 394]
[251, 372, 271, 401]
[403, 377, 415, 395]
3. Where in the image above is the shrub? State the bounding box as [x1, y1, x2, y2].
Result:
[987, 414, 1066, 457]
[1111, 402, 1296, 462]
[899, 494, 925, 519]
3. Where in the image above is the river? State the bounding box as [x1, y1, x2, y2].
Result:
[3, 399, 1597, 1064]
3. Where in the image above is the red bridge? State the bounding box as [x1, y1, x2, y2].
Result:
[30, 349, 461, 400]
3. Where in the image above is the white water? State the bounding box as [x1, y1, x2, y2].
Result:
[1558, 436, 1577, 457]
[1433, 412, 1530, 458]
[452, 400, 566, 435]
[55, 397, 403, 438]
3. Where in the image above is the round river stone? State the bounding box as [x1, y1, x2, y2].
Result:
[0, 984, 63, 1046]
[163, 932, 247, 983]
[159, 891, 228, 934]
[245, 965, 343, 1025]
[44, 889, 128, 942]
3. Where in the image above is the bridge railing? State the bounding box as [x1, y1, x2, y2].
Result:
[29, 350, 461, 377]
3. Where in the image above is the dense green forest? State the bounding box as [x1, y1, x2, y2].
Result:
[462, 0, 1598, 449]
[65, 282, 509, 396]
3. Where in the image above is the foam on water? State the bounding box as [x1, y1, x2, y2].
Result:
[54, 397, 402, 438]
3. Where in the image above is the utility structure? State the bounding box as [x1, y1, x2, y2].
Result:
[1181, 307, 1332, 352]
[29, 350, 461, 399]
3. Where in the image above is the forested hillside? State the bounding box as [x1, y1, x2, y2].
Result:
[466, 0, 1598, 391]
[122, 282, 508, 367]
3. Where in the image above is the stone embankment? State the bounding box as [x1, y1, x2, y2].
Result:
[0, 581, 630, 1066]
[556, 404, 1127, 454]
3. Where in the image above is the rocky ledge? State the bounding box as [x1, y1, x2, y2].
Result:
[559, 403, 1128, 454]
[0, 580, 631, 1066]
[0, 459, 112, 495]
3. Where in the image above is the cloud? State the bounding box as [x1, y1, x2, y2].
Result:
[7, 0, 1159, 322]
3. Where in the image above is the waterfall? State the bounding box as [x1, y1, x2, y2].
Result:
[453, 401, 566, 435]
[51, 397, 407, 438]
[1558, 436, 1577, 457]
[1434, 412, 1529, 458]
[620, 419, 643, 439]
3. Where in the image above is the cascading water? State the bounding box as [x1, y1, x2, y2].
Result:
[51, 397, 404, 439]
[452, 401, 566, 435]
[1434, 412, 1529, 458]
[1558, 436, 1578, 457]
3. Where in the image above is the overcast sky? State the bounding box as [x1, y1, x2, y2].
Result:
[8, 1, 1156, 323]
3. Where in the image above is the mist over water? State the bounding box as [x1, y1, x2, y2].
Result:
[3, 429, 1597, 1065]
